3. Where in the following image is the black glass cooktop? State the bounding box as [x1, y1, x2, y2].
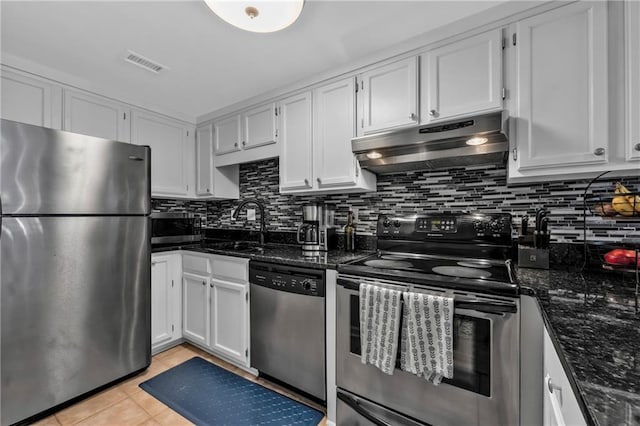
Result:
[346, 252, 512, 283]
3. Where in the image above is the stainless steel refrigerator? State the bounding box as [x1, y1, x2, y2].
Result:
[0, 119, 152, 425]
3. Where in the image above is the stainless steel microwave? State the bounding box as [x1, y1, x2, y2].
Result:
[151, 212, 202, 245]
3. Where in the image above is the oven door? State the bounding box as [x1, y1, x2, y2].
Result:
[336, 274, 519, 426]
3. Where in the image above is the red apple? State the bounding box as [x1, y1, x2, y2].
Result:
[604, 249, 640, 266]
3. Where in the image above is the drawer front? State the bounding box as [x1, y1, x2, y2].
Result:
[183, 254, 211, 275]
[211, 255, 249, 283]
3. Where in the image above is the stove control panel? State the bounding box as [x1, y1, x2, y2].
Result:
[378, 213, 512, 244]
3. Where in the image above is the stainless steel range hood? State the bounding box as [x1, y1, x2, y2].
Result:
[352, 110, 508, 174]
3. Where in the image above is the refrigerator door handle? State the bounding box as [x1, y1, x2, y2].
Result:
[128, 155, 144, 161]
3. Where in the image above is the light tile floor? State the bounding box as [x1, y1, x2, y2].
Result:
[33, 344, 327, 426]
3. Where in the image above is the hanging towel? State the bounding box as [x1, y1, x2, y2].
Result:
[359, 283, 402, 375]
[400, 291, 454, 384]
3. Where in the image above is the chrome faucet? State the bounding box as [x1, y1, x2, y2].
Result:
[233, 199, 267, 246]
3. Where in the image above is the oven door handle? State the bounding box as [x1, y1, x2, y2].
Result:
[337, 392, 393, 426]
[455, 301, 517, 314]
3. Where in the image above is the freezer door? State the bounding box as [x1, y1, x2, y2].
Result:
[0, 216, 151, 426]
[1, 119, 150, 215]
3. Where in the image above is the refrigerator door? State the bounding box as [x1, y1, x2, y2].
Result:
[1, 119, 150, 215]
[0, 216, 151, 426]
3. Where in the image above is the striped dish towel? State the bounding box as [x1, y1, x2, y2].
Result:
[359, 283, 402, 375]
[400, 291, 454, 384]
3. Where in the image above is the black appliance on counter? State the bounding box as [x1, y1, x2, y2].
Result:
[336, 212, 519, 426]
[151, 212, 202, 246]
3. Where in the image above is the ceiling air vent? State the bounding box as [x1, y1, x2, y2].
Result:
[124, 50, 167, 74]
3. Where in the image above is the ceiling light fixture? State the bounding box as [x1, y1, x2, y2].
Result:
[466, 137, 488, 146]
[204, 0, 304, 33]
[366, 151, 383, 160]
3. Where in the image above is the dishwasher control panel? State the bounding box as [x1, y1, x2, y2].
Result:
[249, 261, 325, 297]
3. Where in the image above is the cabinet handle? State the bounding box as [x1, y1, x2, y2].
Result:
[234, 142, 238, 148]
[634, 143, 640, 152]
[547, 377, 562, 395]
[409, 113, 417, 120]
[242, 141, 246, 147]
[202, 281, 206, 286]
[304, 178, 309, 186]
[206, 188, 210, 193]
[317, 177, 322, 184]
[593, 147, 605, 156]
[429, 109, 437, 117]
[210, 283, 214, 288]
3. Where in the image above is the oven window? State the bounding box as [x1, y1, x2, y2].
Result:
[349, 294, 491, 396]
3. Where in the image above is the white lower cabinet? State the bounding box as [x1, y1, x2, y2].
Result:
[182, 271, 209, 346]
[209, 278, 248, 365]
[181, 253, 250, 368]
[543, 329, 587, 426]
[151, 253, 182, 353]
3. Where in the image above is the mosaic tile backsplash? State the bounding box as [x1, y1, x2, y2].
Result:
[155, 158, 640, 243]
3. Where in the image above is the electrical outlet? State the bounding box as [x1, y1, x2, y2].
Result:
[351, 208, 359, 223]
[247, 208, 256, 221]
[230, 208, 236, 220]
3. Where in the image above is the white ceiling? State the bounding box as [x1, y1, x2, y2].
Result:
[1, 0, 504, 122]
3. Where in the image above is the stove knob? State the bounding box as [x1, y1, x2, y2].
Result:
[302, 280, 312, 291]
[383, 218, 392, 227]
[393, 219, 401, 228]
[490, 220, 503, 232]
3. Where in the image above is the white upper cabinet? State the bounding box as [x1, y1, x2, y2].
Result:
[214, 114, 242, 155]
[512, 1, 608, 171]
[311, 77, 376, 193]
[626, 0, 640, 161]
[131, 110, 189, 197]
[196, 123, 213, 196]
[1, 69, 61, 129]
[278, 91, 313, 191]
[358, 56, 419, 135]
[421, 29, 503, 123]
[63, 89, 130, 142]
[242, 103, 277, 150]
[314, 78, 358, 188]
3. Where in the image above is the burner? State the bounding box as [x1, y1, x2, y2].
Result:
[432, 266, 493, 279]
[457, 260, 492, 269]
[365, 259, 413, 269]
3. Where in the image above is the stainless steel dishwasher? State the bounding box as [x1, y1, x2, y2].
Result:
[249, 261, 326, 401]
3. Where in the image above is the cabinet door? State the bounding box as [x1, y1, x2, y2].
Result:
[359, 56, 418, 134]
[196, 123, 213, 196]
[543, 330, 587, 426]
[151, 254, 179, 349]
[242, 103, 277, 150]
[626, 0, 640, 161]
[279, 92, 313, 191]
[514, 1, 608, 170]
[313, 78, 358, 188]
[214, 115, 242, 155]
[63, 90, 130, 142]
[131, 111, 188, 196]
[209, 279, 248, 365]
[422, 29, 503, 123]
[1, 69, 61, 128]
[182, 272, 208, 346]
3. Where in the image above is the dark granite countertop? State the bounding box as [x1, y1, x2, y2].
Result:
[152, 240, 372, 270]
[519, 267, 640, 426]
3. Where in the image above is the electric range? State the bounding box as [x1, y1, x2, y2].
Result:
[336, 212, 520, 426]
